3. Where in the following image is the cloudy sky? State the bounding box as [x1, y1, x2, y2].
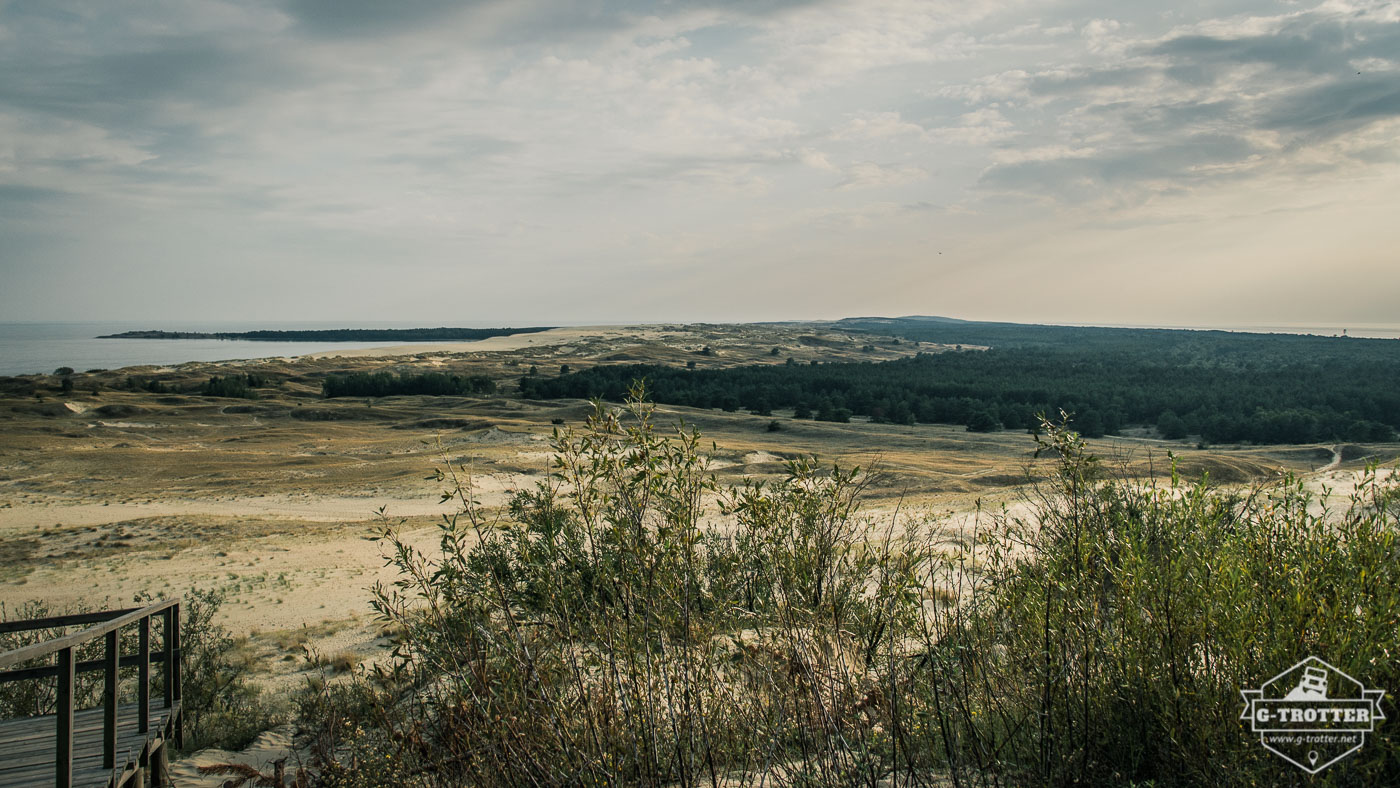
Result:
[2, 0, 1398, 327]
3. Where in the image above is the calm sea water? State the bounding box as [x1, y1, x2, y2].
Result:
[0, 321, 503, 376]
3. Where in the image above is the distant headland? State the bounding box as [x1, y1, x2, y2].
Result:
[96, 327, 556, 342]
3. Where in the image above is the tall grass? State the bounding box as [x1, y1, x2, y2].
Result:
[300, 391, 1399, 786]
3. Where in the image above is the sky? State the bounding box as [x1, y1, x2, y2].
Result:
[1, 0, 1398, 328]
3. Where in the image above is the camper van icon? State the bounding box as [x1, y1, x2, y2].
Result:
[1283, 666, 1330, 701]
[1242, 656, 1386, 774]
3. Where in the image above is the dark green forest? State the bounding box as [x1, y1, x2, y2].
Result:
[323, 371, 496, 398]
[519, 318, 1400, 444]
[98, 326, 553, 342]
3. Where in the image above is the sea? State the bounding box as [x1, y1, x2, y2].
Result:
[0, 321, 515, 377]
[1, 320, 1397, 378]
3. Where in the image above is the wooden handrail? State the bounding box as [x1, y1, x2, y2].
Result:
[0, 650, 171, 683]
[0, 608, 140, 635]
[0, 598, 179, 669]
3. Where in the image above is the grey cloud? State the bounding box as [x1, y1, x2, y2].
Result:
[0, 183, 71, 215]
[377, 134, 523, 174]
[1261, 75, 1400, 135]
[1151, 24, 1347, 76]
[281, 0, 825, 45]
[281, 0, 483, 38]
[1149, 14, 1400, 78]
[1028, 65, 1154, 96]
[0, 183, 67, 200]
[982, 133, 1259, 192]
[0, 38, 286, 130]
[1120, 99, 1237, 137]
[974, 8, 1400, 202]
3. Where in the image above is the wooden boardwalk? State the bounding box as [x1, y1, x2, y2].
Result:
[0, 702, 180, 788]
[0, 600, 183, 788]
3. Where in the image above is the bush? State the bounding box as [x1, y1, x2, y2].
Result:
[907, 426, 1400, 785]
[300, 397, 1400, 786]
[126, 376, 170, 394]
[305, 390, 926, 786]
[1158, 408, 1189, 439]
[201, 375, 257, 399]
[166, 588, 278, 751]
[966, 408, 1001, 432]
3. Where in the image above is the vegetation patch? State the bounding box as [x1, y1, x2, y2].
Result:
[322, 371, 496, 399]
[293, 392, 1400, 786]
[522, 319, 1400, 444]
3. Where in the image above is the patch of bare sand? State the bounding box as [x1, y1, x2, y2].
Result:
[1301, 466, 1400, 507]
[0, 474, 529, 531]
[169, 725, 307, 788]
[1, 515, 440, 632]
[301, 325, 665, 360]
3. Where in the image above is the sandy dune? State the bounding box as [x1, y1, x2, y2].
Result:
[302, 325, 652, 359]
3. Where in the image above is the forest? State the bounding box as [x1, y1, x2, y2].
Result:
[97, 326, 553, 342]
[520, 319, 1400, 444]
[323, 371, 496, 398]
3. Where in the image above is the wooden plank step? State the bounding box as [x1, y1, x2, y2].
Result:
[0, 705, 170, 748]
[0, 702, 178, 788]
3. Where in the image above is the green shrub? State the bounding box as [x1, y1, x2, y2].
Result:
[304, 389, 923, 786]
[300, 395, 1400, 786]
[906, 425, 1400, 785]
[201, 375, 258, 399]
[164, 588, 278, 751]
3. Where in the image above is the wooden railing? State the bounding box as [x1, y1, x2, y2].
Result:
[0, 599, 182, 787]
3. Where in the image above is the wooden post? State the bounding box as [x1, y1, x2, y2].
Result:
[171, 603, 181, 704]
[151, 740, 169, 788]
[104, 628, 119, 770]
[138, 615, 150, 734]
[171, 603, 182, 749]
[162, 607, 173, 709]
[56, 645, 74, 788]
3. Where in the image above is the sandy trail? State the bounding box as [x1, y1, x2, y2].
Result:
[1316, 445, 1343, 473]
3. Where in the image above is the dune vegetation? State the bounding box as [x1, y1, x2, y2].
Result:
[290, 390, 1400, 787]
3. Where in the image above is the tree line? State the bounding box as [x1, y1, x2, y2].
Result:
[323, 371, 496, 398]
[519, 323, 1400, 444]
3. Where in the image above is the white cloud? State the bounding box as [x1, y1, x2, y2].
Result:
[837, 161, 928, 189]
[831, 111, 929, 141]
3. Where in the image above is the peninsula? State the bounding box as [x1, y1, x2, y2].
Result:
[96, 326, 555, 342]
